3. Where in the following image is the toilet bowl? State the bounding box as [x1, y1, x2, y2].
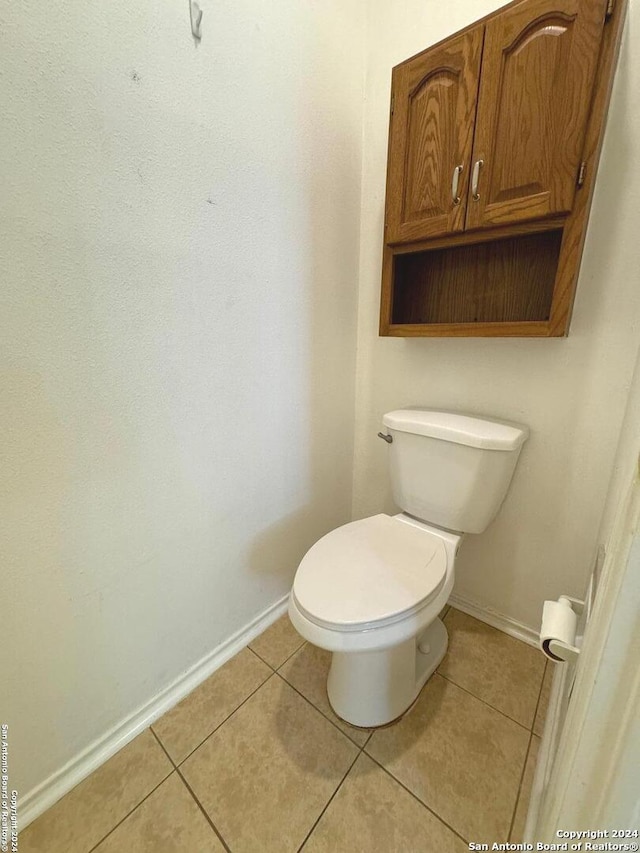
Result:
[290, 409, 528, 728]
[289, 513, 461, 727]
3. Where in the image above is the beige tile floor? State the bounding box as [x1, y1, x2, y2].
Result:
[20, 607, 550, 853]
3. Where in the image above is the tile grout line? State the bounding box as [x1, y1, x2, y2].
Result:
[507, 730, 534, 843]
[149, 726, 174, 765]
[246, 644, 277, 671]
[44, 618, 540, 852]
[362, 749, 471, 848]
[161, 641, 306, 769]
[275, 639, 308, 671]
[35, 647, 277, 853]
[248, 637, 306, 674]
[435, 669, 539, 732]
[153, 619, 538, 851]
[442, 606, 547, 715]
[295, 742, 366, 852]
[85, 765, 174, 853]
[164, 654, 362, 853]
[274, 670, 372, 749]
[158, 642, 362, 853]
[150, 638, 306, 774]
[273, 649, 465, 849]
[276, 636, 537, 750]
[174, 767, 232, 853]
[530, 659, 549, 737]
[506, 660, 548, 841]
[150, 727, 232, 853]
[167, 665, 275, 768]
[257, 619, 542, 847]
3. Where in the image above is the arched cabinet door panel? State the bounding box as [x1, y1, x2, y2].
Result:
[385, 27, 484, 243]
[466, 0, 605, 228]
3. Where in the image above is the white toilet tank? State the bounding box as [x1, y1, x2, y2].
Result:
[382, 409, 529, 534]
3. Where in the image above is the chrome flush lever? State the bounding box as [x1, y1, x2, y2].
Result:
[377, 432, 393, 443]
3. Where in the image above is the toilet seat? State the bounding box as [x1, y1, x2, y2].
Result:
[292, 514, 448, 632]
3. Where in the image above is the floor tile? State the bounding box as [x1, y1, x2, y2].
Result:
[366, 673, 529, 842]
[303, 753, 467, 853]
[439, 609, 545, 728]
[534, 662, 553, 736]
[181, 674, 359, 853]
[511, 735, 540, 843]
[249, 613, 304, 669]
[153, 647, 271, 764]
[279, 643, 370, 746]
[93, 772, 225, 852]
[18, 729, 172, 853]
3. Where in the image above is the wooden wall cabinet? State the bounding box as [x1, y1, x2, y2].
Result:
[386, 28, 483, 242]
[380, 0, 626, 337]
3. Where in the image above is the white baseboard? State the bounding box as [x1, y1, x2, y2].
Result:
[19, 594, 289, 831]
[448, 593, 540, 648]
[20, 590, 537, 830]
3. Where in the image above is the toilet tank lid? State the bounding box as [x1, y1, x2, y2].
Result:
[382, 409, 529, 451]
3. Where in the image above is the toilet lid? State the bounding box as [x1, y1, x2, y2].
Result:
[292, 514, 448, 630]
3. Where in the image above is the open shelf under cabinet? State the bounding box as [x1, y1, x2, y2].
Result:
[390, 229, 564, 328]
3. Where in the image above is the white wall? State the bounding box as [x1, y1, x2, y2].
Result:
[1, 0, 364, 798]
[4, 0, 639, 810]
[353, 0, 640, 632]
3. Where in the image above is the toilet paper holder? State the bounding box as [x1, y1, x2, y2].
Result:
[539, 595, 584, 665]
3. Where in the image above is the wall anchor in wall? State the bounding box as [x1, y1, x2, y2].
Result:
[189, 0, 203, 40]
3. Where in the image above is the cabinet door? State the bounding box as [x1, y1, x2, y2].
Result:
[466, 0, 605, 229]
[385, 28, 483, 243]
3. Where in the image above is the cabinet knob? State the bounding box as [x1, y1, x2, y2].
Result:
[471, 159, 484, 200]
[451, 164, 463, 205]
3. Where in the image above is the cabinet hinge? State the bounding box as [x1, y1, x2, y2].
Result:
[605, 0, 615, 18]
[390, 94, 395, 116]
[577, 161, 587, 188]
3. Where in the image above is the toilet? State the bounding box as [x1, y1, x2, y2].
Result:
[289, 409, 529, 728]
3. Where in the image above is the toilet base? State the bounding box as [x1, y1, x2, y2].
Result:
[326, 618, 448, 728]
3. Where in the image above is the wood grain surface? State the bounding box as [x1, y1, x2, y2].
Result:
[378, 0, 627, 338]
[385, 27, 484, 243]
[391, 230, 562, 324]
[465, 0, 606, 228]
